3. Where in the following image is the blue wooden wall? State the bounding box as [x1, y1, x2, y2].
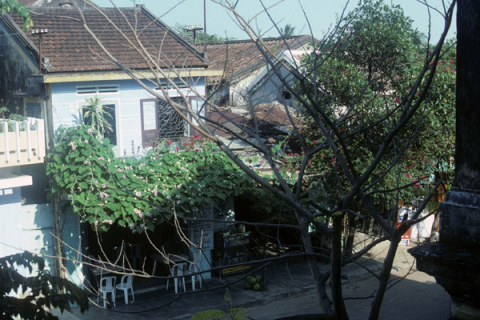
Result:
[50, 77, 205, 156]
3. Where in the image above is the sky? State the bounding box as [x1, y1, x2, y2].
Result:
[92, 0, 456, 42]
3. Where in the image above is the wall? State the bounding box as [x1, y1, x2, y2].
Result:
[60, 206, 83, 287]
[230, 66, 265, 106]
[249, 64, 296, 107]
[0, 182, 82, 286]
[0, 20, 41, 110]
[0, 187, 55, 275]
[0, 186, 24, 258]
[50, 77, 205, 156]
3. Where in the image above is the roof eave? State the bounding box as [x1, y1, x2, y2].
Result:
[42, 68, 223, 83]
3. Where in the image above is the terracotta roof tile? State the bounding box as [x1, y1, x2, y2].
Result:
[203, 35, 314, 83]
[8, 6, 207, 73]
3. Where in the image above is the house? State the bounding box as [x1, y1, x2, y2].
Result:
[18, 0, 86, 7]
[204, 35, 314, 107]
[0, 4, 220, 285]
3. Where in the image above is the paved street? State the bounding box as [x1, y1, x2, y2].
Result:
[57, 236, 450, 320]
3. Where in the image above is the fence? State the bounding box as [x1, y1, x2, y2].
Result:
[0, 118, 46, 168]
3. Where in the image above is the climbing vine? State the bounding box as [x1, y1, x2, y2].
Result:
[47, 125, 250, 233]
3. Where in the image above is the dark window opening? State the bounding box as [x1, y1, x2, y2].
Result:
[81, 104, 117, 146]
[103, 104, 117, 146]
[77, 85, 119, 95]
[26, 102, 41, 118]
[98, 86, 119, 93]
[282, 90, 292, 100]
[77, 87, 97, 94]
[155, 78, 189, 90]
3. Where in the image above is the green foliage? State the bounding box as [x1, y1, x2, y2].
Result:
[289, 0, 455, 215]
[0, 105, 29, 132]
[192, 289, 248, 320]
[240, 185, 297, 225]
[79, 95, 113, 138]
[280, 24, 296, 37]
[173, 23, 234, 44]
[0, 0, 33, 29]
[0, 252, 89, 320]
[0, 105, 27, 122]
[333, 0, 417, 91]
[47, 125, 251, 232]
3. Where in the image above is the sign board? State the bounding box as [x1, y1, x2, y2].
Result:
[189, 206, 214, 251]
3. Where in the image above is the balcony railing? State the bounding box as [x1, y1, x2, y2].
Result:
[0, 118, 46, 168]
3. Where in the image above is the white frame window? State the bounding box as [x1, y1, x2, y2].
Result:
[76, 85, 119, 95]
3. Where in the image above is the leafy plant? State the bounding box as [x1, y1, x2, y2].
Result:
[280, 24, 296, 37]
[0, 252, 89, 320]
[192, 289, 248, 320]
[0, 0, 33, 30]
[293, 0, 456, 215]
[0, 105, 29, 132]
[80, 95, 113, 138]
[47, 126, 251, 232]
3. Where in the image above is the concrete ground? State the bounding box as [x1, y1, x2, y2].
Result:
[56, 235, 451, 320]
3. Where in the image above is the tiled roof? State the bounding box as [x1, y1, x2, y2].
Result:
[204, 35, 314, 83]
[5, 6, 207, 73]
[19, 0, 87, 7]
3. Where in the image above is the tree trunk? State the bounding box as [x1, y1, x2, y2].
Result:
[52, 193, 66, 280]
[298, 216, 333, 314]
[368, 235, 400, 320]
[344, 215, 356, 257]
[331, 215, 349, 320]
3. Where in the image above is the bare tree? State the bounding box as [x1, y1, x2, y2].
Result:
[36, 0, 457, 319]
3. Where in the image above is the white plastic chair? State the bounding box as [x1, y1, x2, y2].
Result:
[116, 275, 135, 304]
[166, 263, 186, 294]
[97, 276, 116, 308]
[185, 263, 203, 291]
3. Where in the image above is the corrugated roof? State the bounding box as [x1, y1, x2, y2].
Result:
[207, 103, 300, 139]
[5, 6, 208, 73]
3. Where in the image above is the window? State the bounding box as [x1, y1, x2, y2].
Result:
[77, 85, 119, 95]
[81, 103, 117, 146]
[282, 90, 292, 100]
[103, 104, 117, 146]
[158, 98, 186, 139]
[155, 78, 189, 90]
[26, 102, 41, 118]
[141, 100, 158, 147]
[140, 98, 186, 146]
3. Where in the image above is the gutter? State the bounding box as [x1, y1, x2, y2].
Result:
[41, 69, 223, 83]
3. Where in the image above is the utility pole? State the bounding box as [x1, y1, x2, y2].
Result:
[184, 25, 203, 46]
[31, 28, 48, 74]
[31, 28, 65, 280]
[204, 0, 207, 52]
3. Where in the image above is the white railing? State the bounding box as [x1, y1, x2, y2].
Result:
[0, 118, 46, 168]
